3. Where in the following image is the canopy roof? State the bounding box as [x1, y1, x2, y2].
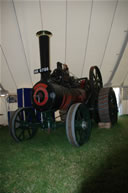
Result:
[0, 0, 128, 94]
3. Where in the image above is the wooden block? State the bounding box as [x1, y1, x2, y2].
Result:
[98, 122, 111, 129]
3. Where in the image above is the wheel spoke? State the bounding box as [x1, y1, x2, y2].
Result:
[76, 110, 81, 120]
[18, 129, 25, 140]
[89, 66, 103, 91]
[76, 128, 87, 145]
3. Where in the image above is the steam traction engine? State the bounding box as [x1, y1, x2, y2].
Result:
[10, 31, 118, 147]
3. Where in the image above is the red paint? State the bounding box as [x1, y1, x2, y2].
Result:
[34, 83, 48, 90]
[77, 93, 86, 102]
[60, 90, 86, 110]
[80, 80, 86, 89]
[61, 95, 72, 110]
[33, 83, 48, 106]
[59, 95, 66, 109]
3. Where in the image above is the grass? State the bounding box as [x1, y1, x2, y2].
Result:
[0, 116, 128, 193]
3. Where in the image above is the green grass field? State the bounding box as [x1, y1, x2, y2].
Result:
[0, 116, 128, 193]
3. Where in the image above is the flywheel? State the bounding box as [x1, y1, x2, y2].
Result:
[98, 87, 118, 125]
[89, 66, 103, 93]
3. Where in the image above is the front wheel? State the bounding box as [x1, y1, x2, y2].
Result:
[10, 107, 38, 142]
[66, 103, 92, 147]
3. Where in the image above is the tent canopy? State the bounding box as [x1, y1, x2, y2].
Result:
[0, 0, 128, 94]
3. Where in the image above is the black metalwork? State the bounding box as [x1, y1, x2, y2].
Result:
[9, 30, 118, 147]
[89, 66, 103, 93]
[10, 107, 37, 142]
[36, 30, 52, 79]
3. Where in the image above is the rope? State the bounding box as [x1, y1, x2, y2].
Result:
[99, 0, 119, 69]
[0, 44, 18, 89]
[81, 0, 93, 77]
[39, 0, 43, 30]
[12, 0, 33, 86]
[65, 0, 68, 64]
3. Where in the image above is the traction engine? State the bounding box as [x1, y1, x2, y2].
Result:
[10, 31, 118, 147]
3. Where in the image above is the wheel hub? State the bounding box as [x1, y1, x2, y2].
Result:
[81, 120, 87, 130]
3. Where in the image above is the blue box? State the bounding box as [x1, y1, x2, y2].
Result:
[17, 88, 32, 108]
[17, 88, 55, 123]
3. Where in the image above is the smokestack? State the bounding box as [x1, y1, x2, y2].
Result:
[36, 30, 52, 80]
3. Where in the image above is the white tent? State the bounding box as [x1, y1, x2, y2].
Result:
[0, 0, 128, 124]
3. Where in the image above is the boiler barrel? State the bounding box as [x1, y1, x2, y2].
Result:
[32, 81, 87, 111]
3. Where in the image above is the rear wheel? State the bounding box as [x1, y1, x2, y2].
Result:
[98, 87, 118, 125]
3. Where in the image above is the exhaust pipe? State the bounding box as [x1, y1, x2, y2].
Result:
[36, 30, 52, 80]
